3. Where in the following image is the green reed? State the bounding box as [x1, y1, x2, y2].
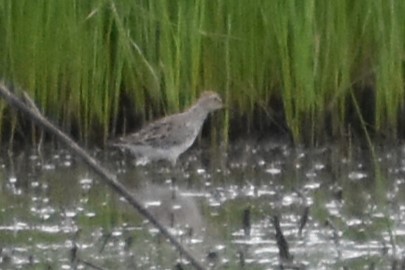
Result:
[0, 0, 404, 144]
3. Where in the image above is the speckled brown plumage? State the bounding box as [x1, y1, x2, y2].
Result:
[112, 91, 223, 165]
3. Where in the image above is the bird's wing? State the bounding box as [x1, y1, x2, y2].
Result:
[118, 114, 192, 148]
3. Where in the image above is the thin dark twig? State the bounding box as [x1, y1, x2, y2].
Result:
[0, 82, 205, 270]
[242, 207, 251, 237]
[325, 218, 341, 259]
[298, 206, 309, 237]
[272, 215, 293, 263]
[98, 231, 112, 254]
[294, 189, 310, 237]
[79, 259, 107, 270]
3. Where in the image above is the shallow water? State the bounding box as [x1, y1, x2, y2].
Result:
[0, 140, 405, 269]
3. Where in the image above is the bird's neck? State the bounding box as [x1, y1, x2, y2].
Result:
[187, 103, 209, 120]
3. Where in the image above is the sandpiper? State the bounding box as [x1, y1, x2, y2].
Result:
[112, 91, 223, 165]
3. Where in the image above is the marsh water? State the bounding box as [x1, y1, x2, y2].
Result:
[1, 140, 405, 269]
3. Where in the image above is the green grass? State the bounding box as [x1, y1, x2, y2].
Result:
[0, 0, 404, 145]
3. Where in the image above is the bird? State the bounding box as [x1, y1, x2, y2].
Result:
[112, 91, 224, 165]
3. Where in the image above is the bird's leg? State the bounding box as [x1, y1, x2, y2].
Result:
[169, 158, 179, 200]
[169, 161, 182, 228]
